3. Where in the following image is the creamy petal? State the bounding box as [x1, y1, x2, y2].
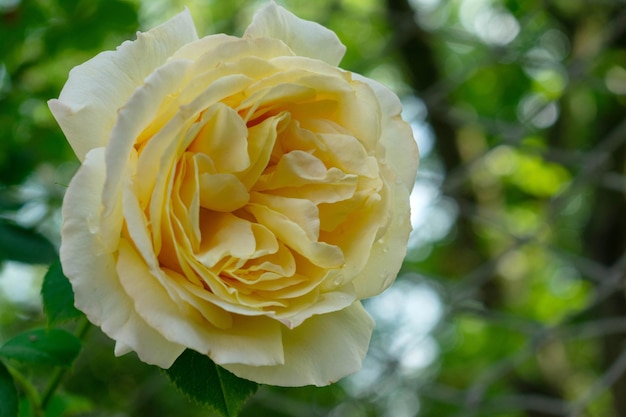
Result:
[60, 148, 185, 367]
[279, 287, 357, 328]
[321, 188, 387, 284]
[250, 193, 320, 241]
[244, 2, 346, 66]
[246, 203, 344, 269]
[352, 180, 412, 298]
[138, 74, 254, 252]
[198, 173, 249, 212]
[103, 59, 193, 218]
[117, 239, 285, 366]
[239, 112, 290, 189]
[223, 302, 373, 386]
[187, 103, 250, 173]
[352, 73, 419, 189]
[196, 213, 258, 268]
[48, 10, 198, 161]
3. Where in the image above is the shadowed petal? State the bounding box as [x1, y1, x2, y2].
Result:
[60, 148, 185, 367]
[223, 302, 373, 386]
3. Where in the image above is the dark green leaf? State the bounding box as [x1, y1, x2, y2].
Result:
[0, 220, 56, 264]
[0, 189, 23, 212]
[166, 349, 258, 417]
[0, 329, 81, 367]
[41, 260, 82, 326]
[43, 392, 93, 417]
[0, 361, 18, 417]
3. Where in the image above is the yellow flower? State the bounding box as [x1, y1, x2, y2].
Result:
[49, 2, 418, 386]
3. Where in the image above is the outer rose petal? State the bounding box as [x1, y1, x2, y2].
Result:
[353, 74, 419, 189]
[244, 2, 346, 66]
[352, 181, 413, 298]
[350, 76, 418, 298]
[222, 302, 374, 386]
[48, 10, 198, 161]
[59, 148, 185, 367]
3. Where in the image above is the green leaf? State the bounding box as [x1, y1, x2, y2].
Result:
[41, 260, 82, 326]
[166, 349, 258, 417]
[0, 329, 81, 367]
[0, 220, 56, 264]
[43, 393, 93, 417]
[0, 361, 18, 417]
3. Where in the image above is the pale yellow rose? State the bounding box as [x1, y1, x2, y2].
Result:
[49, 2, 418, 386]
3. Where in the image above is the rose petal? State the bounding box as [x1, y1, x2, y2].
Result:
[195, 213, 260, 268]
[351, 180, 413, 298]
[244, 2, 346, 66]
[353, 74, 419, 190]
[187, 103, 250, 173]
[246, 202, 344, 269]
[253, 150, 358, 205]
[320, 186, 388, 286]
[48, 9, 198, 161]
[117, 239, 285, 367]
[222, 302, 373, 386]
[198, 173, 250, 212]
[136, 74, 255, 252]
[103, 59, 193, 220]
[239, 112, 290, 189]
[60, 148, 185, 367]
[278, 286, 357, 329]
[250, 192, 320, 241]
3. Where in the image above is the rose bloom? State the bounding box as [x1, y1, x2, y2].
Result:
[49, 3, 418, 386]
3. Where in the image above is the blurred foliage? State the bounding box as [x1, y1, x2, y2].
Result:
[1, 0, 626, 416]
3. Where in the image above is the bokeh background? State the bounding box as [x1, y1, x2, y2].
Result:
[2, 0, 626, 416]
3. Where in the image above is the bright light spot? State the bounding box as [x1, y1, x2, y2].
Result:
[459, 0, 490, 32]
[0, 262, 44, 308]
[460, 0, 519, 46]
[369, 278, 443, 370]
[409, 0, 441, 10]
[410, 182, 440, 231]
[403, 96, 434, 157]
[347, 279, 443, 394]
[398, 336, 439, 371]
[518, 94, 559, 128]
[474, 8, 519, 46]
[523, 49, 569, 97]
[368, 279, 443, 333]
[409, 182, 459, 248]
[0, 0, 19, 11]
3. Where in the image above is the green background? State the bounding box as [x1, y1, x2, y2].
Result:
[2, 0, 626, 416]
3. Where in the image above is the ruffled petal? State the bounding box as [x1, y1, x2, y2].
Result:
[103, 59, 193, 219]
[352, 74, 419, 190]
[60, 148, 185, 367]
[244, 2, 346, 66]
[222, 302, 373, 386]
[117, 239, 285, 367]
[48, 9, 198, 161]
[352, 180, 413, 298]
